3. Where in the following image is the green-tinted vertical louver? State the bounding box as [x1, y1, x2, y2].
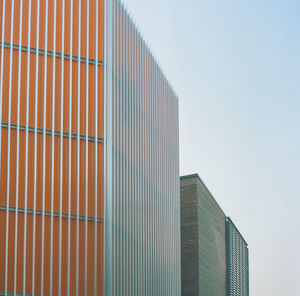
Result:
[103, 1, 181, 295]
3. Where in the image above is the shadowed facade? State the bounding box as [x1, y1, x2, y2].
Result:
[180, 174, 249, 296]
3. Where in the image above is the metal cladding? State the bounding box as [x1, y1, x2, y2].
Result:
[0, 0, 180, 295]
[180, 174, 249, 296]
[180, 174, 226, 296]
[0, 0, 104, 295]
[226, 218, 249, 296]
[103, 1, 181, 296]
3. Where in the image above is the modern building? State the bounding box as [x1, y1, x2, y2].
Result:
[0, 1, 181, 295]
[226, 217, 249, 296]
[180, 174, 227, 296]
[180, 174, 249, 296]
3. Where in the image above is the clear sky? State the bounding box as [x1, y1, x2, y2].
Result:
[125, 0, 300, 295]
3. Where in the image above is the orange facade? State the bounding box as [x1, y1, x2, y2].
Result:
[0, 0, 104, 295]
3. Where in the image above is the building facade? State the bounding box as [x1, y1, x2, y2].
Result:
[180, 174, 227, 296]
[226, 217, 249, 296]
[0, 1, 181, 295]
[180, 174, 249, 296]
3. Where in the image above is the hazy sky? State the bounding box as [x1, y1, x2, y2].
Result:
[125, 0, 300, 295]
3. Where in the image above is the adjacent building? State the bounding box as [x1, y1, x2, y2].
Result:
[0, 1, 181, 295]
[226, 217, 249, 296]
[180, 174, 227, 296]
[180, 174, 249, 296]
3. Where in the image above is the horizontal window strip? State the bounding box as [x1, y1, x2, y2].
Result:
[0, 206, 104, 223]
[0, 42, 104, 66]
[1, 122, 103, 143]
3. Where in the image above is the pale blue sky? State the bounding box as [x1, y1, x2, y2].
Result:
[125, 0, 300, 295]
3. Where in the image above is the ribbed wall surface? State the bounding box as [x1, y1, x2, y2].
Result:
[0, 1, 104, 295]
[180, 180, 199, 296]
[103, 1, 181, 295]
[180, 175, 226, 296]
[197, 179, 226, 296]
[226, 218, 249, 296]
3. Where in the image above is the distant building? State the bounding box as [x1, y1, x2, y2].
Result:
[180, 174, 226, 296]
[226, 217, 249, 296]
[180, 174, 249, 296]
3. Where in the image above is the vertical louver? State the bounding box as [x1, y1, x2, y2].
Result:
[103, 1, 181, 295]
[226, 217, 249, 296]
[0, 0, 104, 294]
[0, 0, 181, 295]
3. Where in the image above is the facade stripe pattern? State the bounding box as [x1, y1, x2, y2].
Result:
[226, 218, 249, 296]
[0, 1, 104, 295]
[104, 1, 181, 295]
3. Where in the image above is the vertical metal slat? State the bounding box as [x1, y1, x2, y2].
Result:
[58, 0, 66, 294]
[41, 0, 49, 294]
[13, 1, 24, 294]
[0, 0, 6, 171]
[84, 1, 90, 294]
[22, 0, 32, 293]
[32, 0, 41, 293]
[67, 0, 74, 294]
[94, 0, 99, 294]
[5, 1, 15, 294]
[50, 1, 58, 294]
[76, 1, 82, 294]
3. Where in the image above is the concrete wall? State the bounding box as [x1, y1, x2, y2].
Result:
[181, 174, 226, 296]
[181, 178, 199, 296]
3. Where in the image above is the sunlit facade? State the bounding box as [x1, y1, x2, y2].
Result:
[0, 0, 181, 295]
